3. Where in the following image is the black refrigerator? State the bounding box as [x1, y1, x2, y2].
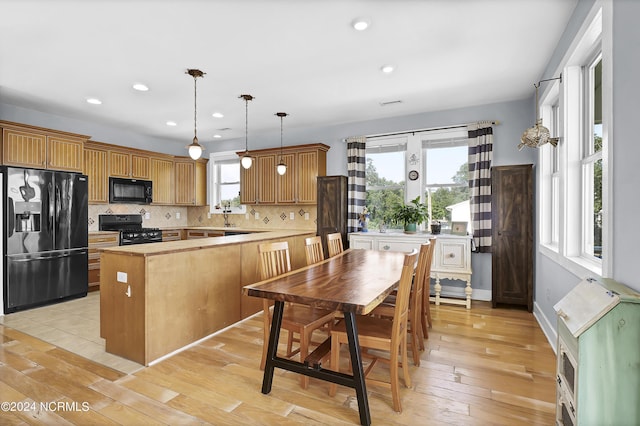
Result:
[2, 166, 88, 313]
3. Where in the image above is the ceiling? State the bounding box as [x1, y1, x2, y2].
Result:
[0, 0, 577, 148]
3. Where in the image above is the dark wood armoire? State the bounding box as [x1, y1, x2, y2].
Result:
[316, 175, 348, 256]
[491, 164, 533, 312]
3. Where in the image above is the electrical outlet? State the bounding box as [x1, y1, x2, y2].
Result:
[145, 212, 151, 220]
[207, 212, 212, 219]
[176, 212, 181, 219]
[290, 212, 294, 220]
[304, 212, 309, 220]
[117, 272, 128, 283]
[255, 212, 260, 220]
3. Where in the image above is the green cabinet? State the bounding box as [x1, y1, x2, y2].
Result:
[554, 278, 640, 425]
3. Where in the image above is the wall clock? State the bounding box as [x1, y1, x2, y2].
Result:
[408, 170, 419, 181]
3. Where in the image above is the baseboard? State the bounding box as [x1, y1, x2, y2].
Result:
[533, 300, 558, 354]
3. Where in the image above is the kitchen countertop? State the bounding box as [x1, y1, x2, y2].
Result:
[100, 229, 315, 256]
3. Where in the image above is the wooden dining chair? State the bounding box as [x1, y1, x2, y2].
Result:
[421, 237, 436, 338]
[326, 232, 344, 258]
[329, 249, 418, 413]
[304, 235, 325, 265]
[257, 241, 335, 389]
[369, 242, 431, 366]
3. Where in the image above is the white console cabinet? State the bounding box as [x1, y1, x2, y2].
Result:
[349, 232, 473, 309]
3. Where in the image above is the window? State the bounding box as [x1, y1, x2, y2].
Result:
[582, 54, 603, 260]
[423, 141, 469, 232]
[538, 4, 609, 277]
[209, 152, 246, 214]
[364, 129, 469, 231]
[364, 139, 406, 229]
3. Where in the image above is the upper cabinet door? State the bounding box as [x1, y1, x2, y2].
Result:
[174, 160, 195, 205]
[2, 128, 47, 168]
[276, 152, 296, 203]
[296, 150, 320, 204]
[150, 157, 174, 205]
[109, 151, 131, 177]
[47, 136, 84, 172]
[131, 154, 150, 179]
[84, 146, 108, 203]
[257, 154, 276, 204]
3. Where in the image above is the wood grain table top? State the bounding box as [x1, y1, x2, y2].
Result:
[243, 249, 407, 315]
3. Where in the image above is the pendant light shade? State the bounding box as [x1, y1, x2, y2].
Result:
[276, 112, 288, 175]
[239, 94, 254, 169]
[185, 69, 205, 160]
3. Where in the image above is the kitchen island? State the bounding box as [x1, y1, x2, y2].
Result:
[99, 229, 314, 365]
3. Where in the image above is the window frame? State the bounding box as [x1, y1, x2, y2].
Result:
[208, 151, 246, 215]
[538, 3, 611, 278]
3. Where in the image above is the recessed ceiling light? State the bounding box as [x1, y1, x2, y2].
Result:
[380, 65, 395, 74]
[213, 134, 222, 139]
[351, 18, 370, 31]
[86, 98, 102, 105]
[212, 112, 224, 118]
[166, 121, 177, 126]
[133, 83, 149, 91]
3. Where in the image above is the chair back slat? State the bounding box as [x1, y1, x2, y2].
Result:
[258, 241, 291, 280]
[391, 249, 419, 341]
[304, 236, 325, 265]
[326, 232, 344, 258]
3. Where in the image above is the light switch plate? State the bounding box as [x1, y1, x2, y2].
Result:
[290, 212, 294, 220]
[176, 212, 181, 219]
[304, 213, 309, 220]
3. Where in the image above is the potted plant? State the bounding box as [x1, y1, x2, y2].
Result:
[390, 196, 428, 234]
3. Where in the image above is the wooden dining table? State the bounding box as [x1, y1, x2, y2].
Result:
[243, 248, 408, 426]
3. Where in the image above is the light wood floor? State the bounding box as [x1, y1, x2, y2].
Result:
[0, 302, 557, 425]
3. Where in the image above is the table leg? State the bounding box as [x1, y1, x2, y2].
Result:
[261, 300, 284, 394]
[343, 312, 371, 426]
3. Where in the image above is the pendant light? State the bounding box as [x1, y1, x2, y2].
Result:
[519, 75, 562, 150]
[276, 112, 288, 175]
[239, 94, 254, 169]
[186, 69, 205, 160]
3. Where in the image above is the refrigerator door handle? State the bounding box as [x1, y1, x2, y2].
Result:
[48, 181, 55, 235]
[8, 196, 15, 238]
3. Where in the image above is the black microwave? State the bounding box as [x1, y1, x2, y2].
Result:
[109, 177, 152, 204]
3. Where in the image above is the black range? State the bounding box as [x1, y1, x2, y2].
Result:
[98, 214, 162, 245]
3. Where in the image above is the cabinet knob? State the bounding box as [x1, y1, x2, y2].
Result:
[448, 253, 455, 258]
[382, 245, 390, 250]
[557, 309, 568, 320]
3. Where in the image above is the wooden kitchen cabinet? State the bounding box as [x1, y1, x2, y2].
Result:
[83, 144, 109, 203]
[88, 232, 119, 292]
[316, 175, 348, 255]
[1, 121, 88, 171]
[174, 159, 208, 205]
[150, 156, 174, 204]
[109, 150, 150, 179]
[185, 229, 225, 239]
[238, 143, 328, 205]
[491, 164, 533, 311]
[161, 229, 183, 241]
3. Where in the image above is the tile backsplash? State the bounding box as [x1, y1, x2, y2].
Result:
[88, 204, 316, 231]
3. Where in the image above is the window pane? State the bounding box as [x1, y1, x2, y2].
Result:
[592, 158, 603, 259]
[552, 174, 560, 244]
[424, 145, 469, 228]
[220, 184, 241, 208]
[365, 151, 405, 229]
[220, 162, 239, 183]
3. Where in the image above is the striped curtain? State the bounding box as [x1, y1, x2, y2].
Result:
[346, 136, 367, 234]
[468, 123, 493, 252]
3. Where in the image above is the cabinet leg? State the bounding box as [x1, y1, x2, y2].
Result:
[434, 277, 441, 306]
[464, 278, 472, 309]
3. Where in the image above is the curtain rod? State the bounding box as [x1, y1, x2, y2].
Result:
[351, 120, 499, 140]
